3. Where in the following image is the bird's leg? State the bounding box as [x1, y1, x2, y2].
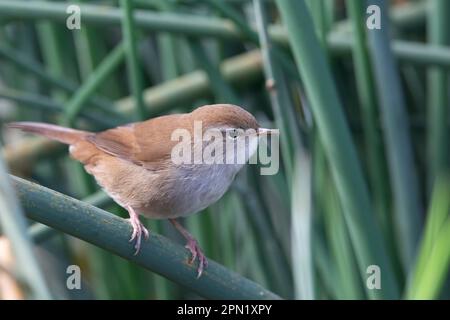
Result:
[169, 219, 208, 278]
[127, 206, 149, 255]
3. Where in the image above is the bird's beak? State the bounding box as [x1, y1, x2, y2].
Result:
[257, 128, 279, 136]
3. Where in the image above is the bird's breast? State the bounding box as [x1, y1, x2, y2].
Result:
[166, 163, 243, 218]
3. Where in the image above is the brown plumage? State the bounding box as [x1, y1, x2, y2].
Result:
[8, 104, 270, 278]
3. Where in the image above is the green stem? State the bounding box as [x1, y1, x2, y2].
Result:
[0, 155, 52, 299]
[188, 38, 240, 105]
[63, 43, 126, 126]
[120, 0, 147, 120]
[427, 0, 450, 190]
[346, 0, 390, 242]
[406, 175, 450, 299]
[366, 0, 423, 271]
[0, 43, 121, 119]
[12, 176, 281, 300]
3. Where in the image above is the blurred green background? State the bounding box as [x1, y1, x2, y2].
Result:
[0, 0, 449, 300]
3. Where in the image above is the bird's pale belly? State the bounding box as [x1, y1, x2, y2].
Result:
[90, 156, 242, 219]
[167, 163, 243, 217]
[139, 163, 243, 219]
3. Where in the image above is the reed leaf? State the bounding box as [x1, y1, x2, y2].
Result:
[406, 174, 450, 299]
[426, 0, 450, 190]
[0, 153, 51, 299]
[366, 0, 423, 271]
[275, 0, 399, 299]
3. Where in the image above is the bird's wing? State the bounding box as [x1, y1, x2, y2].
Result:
[86, 114, 188, 170]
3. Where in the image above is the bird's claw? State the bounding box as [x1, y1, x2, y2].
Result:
[127, 217, 149, 255]
[185, 238, 208, 278]
[143, 226, 150, 240]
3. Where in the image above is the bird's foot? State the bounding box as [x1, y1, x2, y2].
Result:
[185, 238, 208, 278]
[127, 206, 149, 255]
[169, 219, 208, 278]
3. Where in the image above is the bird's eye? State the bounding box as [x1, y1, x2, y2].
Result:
[227, 128, 239, 140]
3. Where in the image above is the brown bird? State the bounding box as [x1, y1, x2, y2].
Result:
[8, 104, 277, 277]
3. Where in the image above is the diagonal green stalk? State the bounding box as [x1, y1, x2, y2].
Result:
[322, 173, 365, 299]
[410, 222, 450, 299]
[29, 190, 112, 244]
[202, 0, 259, 42]
[275, 0, 398, 299]
[62, 43, 126, 126]
[366, 0, 423, 271]
[0, 43, 123, 119]
[406, 174, 450, 299]
[306, 0, 327, 41]
[11, 176, 281, 300]
[187, 38, 240, 105]
[120, 0, 147, 120]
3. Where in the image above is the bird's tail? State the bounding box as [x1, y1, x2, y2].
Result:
[7, 122, 89, 145]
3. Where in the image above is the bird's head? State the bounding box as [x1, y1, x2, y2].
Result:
[185, 104, 278, 165]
